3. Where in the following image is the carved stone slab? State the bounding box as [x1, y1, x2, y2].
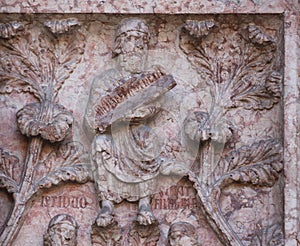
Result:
[0, 6, 297, 245]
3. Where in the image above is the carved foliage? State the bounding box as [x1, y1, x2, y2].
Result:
[0, 19, 86, 245]
[0, 19, 85, 141]
[250, 223, 284, 246]
[190, 139, 283, 245]
[0, 21, 24, 39]
[181, 19, 283, 246]
[128, 221, 160, 246]
[44, 18, 80, 35]
[36, 142, 92, 190]
[17, 103, 73, 142]
[91, 222, 123, 246]
[211, 139, 283, 189]
[180, 20, 282, 111]
[91, 220, 160, 246]
[0, 148, 21, 193]
[183, 19, 217, 39]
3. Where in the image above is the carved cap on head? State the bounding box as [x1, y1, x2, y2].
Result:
[168, 221, 201, 246]
[115, 18, 149, 38]
[113, 18, 150, 58]
[48, 214, 78, 230]
[169, 221, 196, 235]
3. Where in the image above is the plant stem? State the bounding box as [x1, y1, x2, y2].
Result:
[0, 137, 43, 246]
[0, 98, 54, 245]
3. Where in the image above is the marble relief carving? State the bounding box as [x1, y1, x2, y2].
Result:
[179, 19, 284, 245]
[168, 221, 201, 246]
[44, 214, 79, 246]
[0, 18, 89, 245]
[84, 18, 179, 228]
[0, 15, 284, 245]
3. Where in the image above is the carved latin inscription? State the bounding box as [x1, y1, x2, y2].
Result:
[0, 15, 283, 246]
[41, 195, 88, 209]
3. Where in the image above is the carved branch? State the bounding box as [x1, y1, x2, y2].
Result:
[0, 173, 18, 193]
[211, 139, 283, 186]
[190, 139, 283, 246]
[180, 21, 281, 111]
[36, 164, 92, 190]
[0, 19, 85, 245]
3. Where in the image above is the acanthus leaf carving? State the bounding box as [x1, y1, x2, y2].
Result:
[0, 148, 21, 193]
[247, 23, 275, 46]
[16, 102, 73, 143]
[189, 139, 283, 246]
[181, 19, 283, 245]
[91, 221, 123, 246]
[250, 222, 284, 246]
[180, 20, 281, 112]
[35, 142, 91, 190]
[211, 139, 283, 188]
[42, 141, 87, 171]
[183, 19, 217, 39]
[44, 18, 80, 35]
[0, 32, 43, 101]
[0, 174, 18, 193]
[127, 221, 160, 246]
[0, 21, 24, 39]
[36, 164, 92, 190]
[40, 20, 85, 98]
[0, 18, 86, 245]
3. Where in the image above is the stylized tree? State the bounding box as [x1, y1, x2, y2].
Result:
[180, 20, 283, 245]
[0, 19, 90, 245]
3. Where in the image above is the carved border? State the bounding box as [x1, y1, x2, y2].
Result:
[0, 1, 299, 245]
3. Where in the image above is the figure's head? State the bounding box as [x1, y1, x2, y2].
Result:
[113, 18, 150, 74]
[168, 222, 201, 246]
[44, 214, 78, 246]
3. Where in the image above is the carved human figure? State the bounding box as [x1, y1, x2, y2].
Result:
[43, 214, 78, 246]
[168, 222, 201, 246]
[84, 18, 178, 227]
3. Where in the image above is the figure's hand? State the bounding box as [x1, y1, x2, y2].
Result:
[159, 158, 189, 176]
[122, 105, 160, 123]
[209, 125, 233, 143]
[184, 109, 233, 143]
[184, 111, 210, 142]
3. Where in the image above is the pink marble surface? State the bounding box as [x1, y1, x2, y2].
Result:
[283, 10, 300, 246]
[0, 0, 299, 245]
[0, 0, 298, 14]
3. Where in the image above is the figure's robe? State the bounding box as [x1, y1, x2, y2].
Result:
[86, 69, 165, 202]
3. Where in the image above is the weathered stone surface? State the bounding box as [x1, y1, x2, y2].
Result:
[0, 1, 299, 245]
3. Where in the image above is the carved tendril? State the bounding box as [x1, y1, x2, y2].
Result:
[44, 18, 80, 35]
[0, 21, 24, 39]
[16, 103, 73, 142]
[183, 19, 217, 39]
[248, 23, 274, 46]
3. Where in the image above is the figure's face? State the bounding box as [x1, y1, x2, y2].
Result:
[117, 30, 148, 74]
[169, 230, 194, 246]
[49, 223, 77, 246]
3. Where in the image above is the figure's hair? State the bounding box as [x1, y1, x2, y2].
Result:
[112, 18, 150, 57]
[43, 214, 78, 246]
[168, 221, 200, 246]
